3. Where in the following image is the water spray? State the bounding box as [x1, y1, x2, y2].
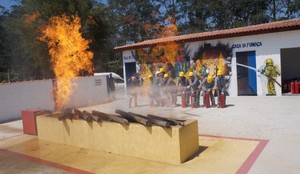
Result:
[224, 60, 281, 87]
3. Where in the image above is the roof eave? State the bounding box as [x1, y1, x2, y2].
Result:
[114, 24, 300, 52]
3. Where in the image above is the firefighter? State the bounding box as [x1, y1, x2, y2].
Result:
[158, 68, 166, 106]
[148, 74, 154, 106]
[127, 74, 140, 108]
[108, 73, 116, 100]
[160, 73, 169, 106]
[164, 73, 177, 107]
[177, 72, 188, 92]
[177, 71, 189, 105]
[214, 70, 226, 107]
[158, 68, 166, 86]
[261, 58, 281, 95]
[199, 75, 216, 107]
[187, 71, 200, 107]
[152, 71, 161, 106]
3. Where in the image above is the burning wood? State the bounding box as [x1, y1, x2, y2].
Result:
[115, 109, 152, 127]
[56, 108, 184, 128]
[128, 112, 170, 128]
[74, 109, 92, 122]
[147, 114, 185, 126]
[83, 110, 101, 122]
[58, 108, 74, 121]
[92, 110, 129, 125]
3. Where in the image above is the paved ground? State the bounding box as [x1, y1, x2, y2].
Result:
[84, 92, 300, 174]
[0, 88, 300, 173]
[0, 134, 263, 174]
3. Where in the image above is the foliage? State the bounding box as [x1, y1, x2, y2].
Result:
[0, 0, 111, 81]
[0, 0, 299, 82]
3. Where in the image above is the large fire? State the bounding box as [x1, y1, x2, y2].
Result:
[150, 16, 179, 67]
[135, 17, 180, 96]
[39, 14, 94, 111]
[139, 17, 180, 77]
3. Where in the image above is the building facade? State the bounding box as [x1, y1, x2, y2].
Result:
[114, 19, 300, 96]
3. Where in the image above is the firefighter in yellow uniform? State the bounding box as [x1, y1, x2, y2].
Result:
[187, 72, 200, 107]
[262, 58, 281, 95]
[199, 75, 216, 107]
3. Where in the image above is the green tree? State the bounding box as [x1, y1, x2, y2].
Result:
[86, 2, 120, 73]
[105, 0, 162, 75]
[230, 0, 269, 26]
[1, 0, 111, 81]
[286, 0, 300, 19]
[1, 0, 299, 82]
[107, 0, 161, 43]
[0, 6, 8, 81]
[177, 0, 211, 34]
[267, 0, 300, 21]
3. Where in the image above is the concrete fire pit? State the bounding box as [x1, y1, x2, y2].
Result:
[36, 113, 199, 164]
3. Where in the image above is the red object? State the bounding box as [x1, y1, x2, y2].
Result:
[291, 81, 295, 94]
[295, 82, 299, 94]
[181, 91, 186, 108]
[219, 94, 225, 108]
[205, 93, 210, 108]
[21, 109, 42, 135]
[191, 92, 195, 108]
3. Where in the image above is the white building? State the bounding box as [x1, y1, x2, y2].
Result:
[114, 18, 300, 96]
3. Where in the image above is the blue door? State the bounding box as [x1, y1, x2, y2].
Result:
[125, 62, 136, 87]
[236, 51, 257, 95]
[248, 51, 257, 94]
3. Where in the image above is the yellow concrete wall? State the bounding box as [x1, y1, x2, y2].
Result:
[36, 115, 199, 164]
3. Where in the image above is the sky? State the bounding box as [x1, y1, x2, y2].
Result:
[0, 0, 107, 10]
[0, 0, 19, 10]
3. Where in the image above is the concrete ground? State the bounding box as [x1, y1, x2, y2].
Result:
[0, 88, 300, 173]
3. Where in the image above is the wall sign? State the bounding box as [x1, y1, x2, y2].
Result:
[232, 41, 262, 49]
[123, 55, 136, 63]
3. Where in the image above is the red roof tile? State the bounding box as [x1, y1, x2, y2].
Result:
[114, 18, 300, 52]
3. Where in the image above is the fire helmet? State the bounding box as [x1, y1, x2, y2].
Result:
[179, 72, 184, 77]
[148, 74, 153, 78]
[164, 73, 169, 78]
[207, 75, 213, 83]
[159, 68, 165, 73]
[188, 72, 194, 77]
[266, 58, 273, 65]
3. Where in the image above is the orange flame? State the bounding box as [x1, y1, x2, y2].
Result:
[140, 17, 180, 74]
[136, 18, 180, 96]
[39, 14, 94, 111]
[153, 18, 179, 66]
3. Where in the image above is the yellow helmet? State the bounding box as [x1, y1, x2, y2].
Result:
[266, 58, 273, 65]
[164, 73, 169, 78]
[179, 72, 184, 77]
[207, 75, 213, 83]
[188, 72, 194, 77]
[148, 74, 153, 78]
[159, 68, 165, 73]
[217, 70, 223, 76]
